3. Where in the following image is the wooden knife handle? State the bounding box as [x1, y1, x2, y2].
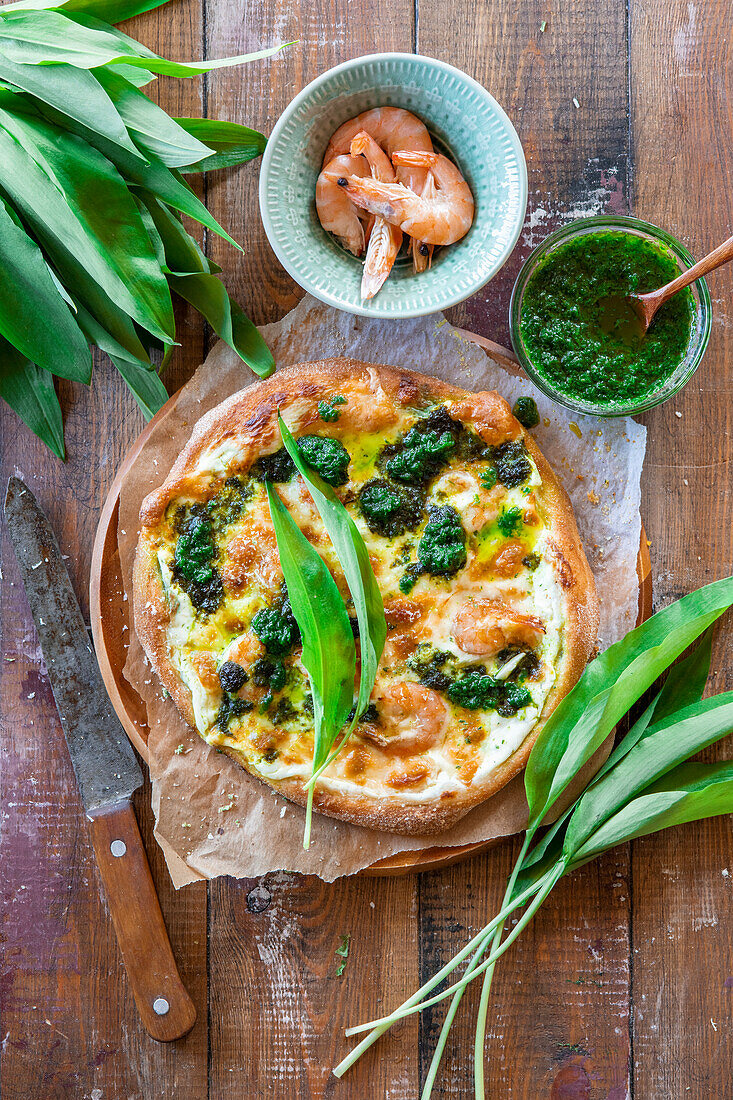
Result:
[88, 800, 197, 1042]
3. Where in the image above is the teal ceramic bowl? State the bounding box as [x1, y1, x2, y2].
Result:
[259, 53, 527, 318]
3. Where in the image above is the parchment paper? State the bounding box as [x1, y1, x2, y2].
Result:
[117, 296, 646, 885]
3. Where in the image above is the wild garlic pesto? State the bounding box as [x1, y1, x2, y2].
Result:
[519, 230, 694, 407]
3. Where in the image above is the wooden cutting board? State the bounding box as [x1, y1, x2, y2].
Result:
[90, 389, 652, 877]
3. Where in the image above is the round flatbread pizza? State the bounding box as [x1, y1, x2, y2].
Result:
[133, 358, 598, 835]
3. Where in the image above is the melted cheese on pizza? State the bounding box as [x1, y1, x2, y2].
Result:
[147, 387, 568, 804]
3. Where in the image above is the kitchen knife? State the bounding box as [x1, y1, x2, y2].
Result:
[3, 477, 196, 1042]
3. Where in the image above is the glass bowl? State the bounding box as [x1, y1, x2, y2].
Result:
[509, 215, 712, 417]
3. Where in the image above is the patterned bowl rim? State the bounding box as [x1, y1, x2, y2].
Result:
[259, 52, 528, 319]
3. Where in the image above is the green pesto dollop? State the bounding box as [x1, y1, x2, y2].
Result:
[172, 512, 223, 614]
[407, 647, 534, 717]
[358, 478, 424, 538]
[519, 230, 694, 407]
[251, 590, 301, 655]
[492, 440, 532, 488]
[206, 477, 252, 536]
[417, 505, 467, 577]
[512, 396, 540, 428]
[383, 425, 455, 485]
[318, 394, 347, 422]
[251, 435, 350, 487]
[448, 671, 532, 716]
[215, 692, 254, 732]
[497, 505, 523, 538]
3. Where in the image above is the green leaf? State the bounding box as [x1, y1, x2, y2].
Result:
[68, 275, 152, 364]
[653, 624, 714, 725]
[0, 11, 287, 75]
[95, 68, 213, 168]
[19, 88, 246, 252]
[0, 8, 158, 84]
[70, 295, 166, 417]
[569, 760, 733, 865]
[265, 482, 356, 849]
[104, 61, 155, 86]
[562, 691, 733, 859]
[278, 414, 386, 773]
[167, 272, 275, 378]
[524, 576, 733, 829]
[137, 193, 215, 275]
[510, 637, 711, 902]
[1, 0, 172, 23]
[134, 195, 167, 268]
[0, 10, 156, 66]
[108, 350, 168, 418]
[0, 50, 146, 160]
[584, 627, 716, 793]
[0, 194, 91, 382]
[174, 117, 266, 172]
[0, 336, 64, 457]
[72, 296, 149, 366]
[100, 42, 290, 79]
[0, 109, 175, 343]
[64, 119, 244, 251]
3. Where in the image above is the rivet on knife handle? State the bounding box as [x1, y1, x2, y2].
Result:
[88, 800, 197, 1042]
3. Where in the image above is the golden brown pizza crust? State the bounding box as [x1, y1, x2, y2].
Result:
[133, 358, 599, 836]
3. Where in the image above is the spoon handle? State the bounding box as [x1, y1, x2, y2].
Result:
[653, 233, 733, 304]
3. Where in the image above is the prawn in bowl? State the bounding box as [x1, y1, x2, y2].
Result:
[259, 53, 527, 319]
[318, 113, 476, 301]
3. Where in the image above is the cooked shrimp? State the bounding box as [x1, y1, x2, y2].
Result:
[333, 149, 474, 246]
[324, 107, 434, 269]
[350, 131, 403, 299]
[410, 172, 436, 272]
[362, 681, 448, 756]
[316, 153, 373, 255]
[451, 598, 545, 657]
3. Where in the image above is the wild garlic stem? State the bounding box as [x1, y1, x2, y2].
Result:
[420, 930, 493, 1098]
[304, 722, 357, 791]
[421, 832, 533, 1100]
[334, 872, 548, 1076]
[347, 862, 565, 1037]
[473, 932, 501, 1100]
[303, 790, 314, 850]
[473, 829, 533, 1100]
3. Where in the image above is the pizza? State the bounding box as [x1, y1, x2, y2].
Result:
[133, 359, 598, 835]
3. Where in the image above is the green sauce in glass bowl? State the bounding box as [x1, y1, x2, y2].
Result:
[510, 216, 712, 417]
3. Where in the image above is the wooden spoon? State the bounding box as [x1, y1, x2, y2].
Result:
[628, 233, 733, 332]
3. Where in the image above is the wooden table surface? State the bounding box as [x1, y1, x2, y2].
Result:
[2, 1, 732, 1097]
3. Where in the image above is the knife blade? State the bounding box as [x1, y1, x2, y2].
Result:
[4, 476, 143, 811]
[4, 477, 196, 1042]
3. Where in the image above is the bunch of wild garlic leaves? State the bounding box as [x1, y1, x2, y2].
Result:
[333, 575, 733, 1098]
[0, 0, 283, 456]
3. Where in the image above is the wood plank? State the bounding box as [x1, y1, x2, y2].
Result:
[0, 3, 209, 1097]
[204, 3, 419, 1096]
[204, 0, 413, 324]
[419, 0, 631, 347]
[416, 1, 634, 1095]
[0, 567, 208, 1099]
[629, 1, 733, 1095]
[209, 872, 420, 1099]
